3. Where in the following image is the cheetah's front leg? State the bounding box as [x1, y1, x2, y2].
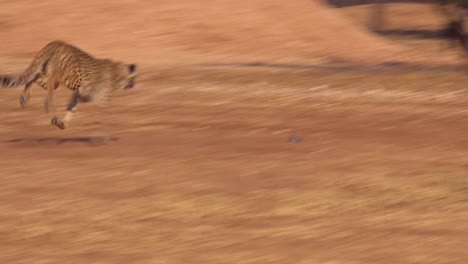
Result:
[89, 95, 113, 144]
[51, 93, 79, 130]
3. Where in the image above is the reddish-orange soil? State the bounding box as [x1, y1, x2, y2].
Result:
[1, 1, 468, 263]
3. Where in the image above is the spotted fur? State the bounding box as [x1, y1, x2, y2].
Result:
[0, 40, 137, 130]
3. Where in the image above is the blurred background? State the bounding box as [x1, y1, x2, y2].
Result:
[0, 0, 468, 263]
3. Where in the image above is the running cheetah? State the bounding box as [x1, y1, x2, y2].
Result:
[0, 40, 137, 130]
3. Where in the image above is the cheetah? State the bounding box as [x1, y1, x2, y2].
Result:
[0, 40, 137, 130]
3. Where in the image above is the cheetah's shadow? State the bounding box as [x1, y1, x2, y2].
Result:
[5, 137, 119, 145]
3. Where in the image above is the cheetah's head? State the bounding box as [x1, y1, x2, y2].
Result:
[113, 62, 138, 91]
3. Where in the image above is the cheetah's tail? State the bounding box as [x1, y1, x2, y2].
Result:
[0, 58, 49, 89]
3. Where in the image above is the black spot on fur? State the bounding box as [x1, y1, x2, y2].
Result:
[129, 64, 136, 73]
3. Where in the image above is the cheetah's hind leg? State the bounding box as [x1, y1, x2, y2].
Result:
[19, 81, 33, 108]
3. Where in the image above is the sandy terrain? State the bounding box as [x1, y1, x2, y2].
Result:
[1, 1, 468, 263]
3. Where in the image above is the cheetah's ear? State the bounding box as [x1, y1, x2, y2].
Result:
[128, 64, 137, 74]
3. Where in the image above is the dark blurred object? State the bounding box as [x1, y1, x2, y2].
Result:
[442, 19, 467, 50]
[369, 0, 386, 31]
[325, 0, 468, 9]
[327, 0, 430, 8]
[436, 0, 468, 52]
[326, 0, 468, 52]
[288, 135, 304, 143]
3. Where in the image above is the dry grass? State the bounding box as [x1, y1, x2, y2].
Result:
[1, 170, 467, 263]
[2, 34, 468, 264]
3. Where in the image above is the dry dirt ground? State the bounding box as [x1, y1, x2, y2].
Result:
[1, 1, 468, 263]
